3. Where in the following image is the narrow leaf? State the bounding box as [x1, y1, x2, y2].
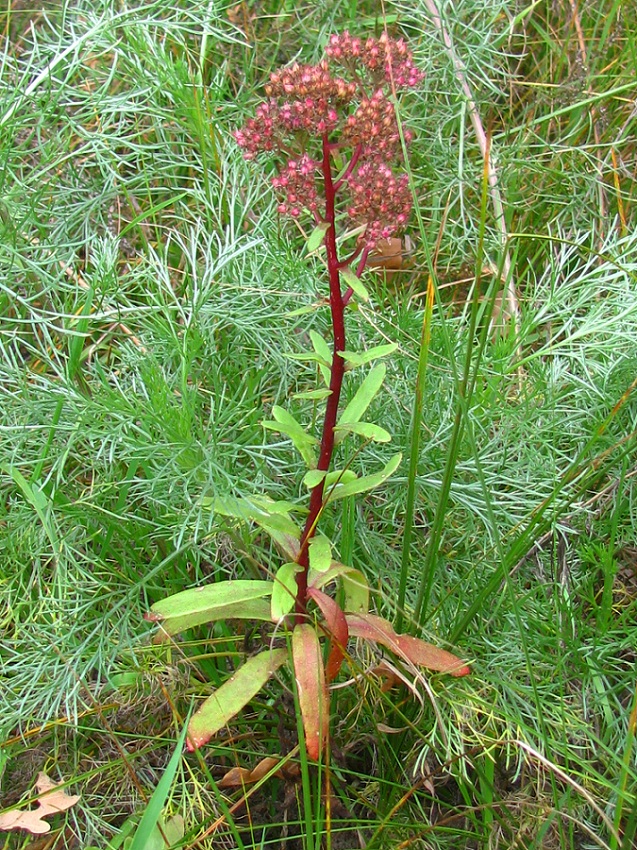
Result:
[271, 562, 301, 620]
[340, 266, 370, 302]
[338, 343, 398, 367]
[327, 453, 402, 501]
[308, 588, 349, 681]
[308, 535, 332, 573]
[284, 303, 318, 318]
[146, 581, 273, 636]
[394, 634, 471, 677]
[303, 468, 358, 490]
[306, 222, 330, 253]
[334, 422, 391, 443]
[337, 363, 386, 429]
[292, 625, 329, 760]
[294, 388, 333, 400]
[310, 330, 333, 386]
[187, 648, 288, 750]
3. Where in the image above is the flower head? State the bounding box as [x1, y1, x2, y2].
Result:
[234, 31, 421, 248]
[347, 162, 412, 249]
[326, 30, 424, 89]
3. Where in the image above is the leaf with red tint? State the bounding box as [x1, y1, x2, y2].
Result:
[307, 587, 349, 681]
[292, 624, 329, 760]
[345, 612, 470, 677]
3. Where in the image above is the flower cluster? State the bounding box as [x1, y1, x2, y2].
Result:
[234, 30, 421, 249]
[271, 154, 321, 218]
[342, 89, 411, 159]
[348, 163, 412, 248]
[326, 30, 424, 88]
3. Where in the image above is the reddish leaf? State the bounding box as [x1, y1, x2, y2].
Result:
[345, 613, 470, 677]
[395, 634, 471, 677]
[307, 587, 348, 682]
[292, 624, 329, 760]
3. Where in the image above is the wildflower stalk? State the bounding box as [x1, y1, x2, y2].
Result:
[147, 36, 470, 761]
[234, 30, 423, 617]
[295, 135, 346, 615]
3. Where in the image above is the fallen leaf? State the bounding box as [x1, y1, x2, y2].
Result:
[218, 757, 283, 788]
[249, 757, 281, 783]
[218, 767, 253, 789]
[0, 773, 80, 834]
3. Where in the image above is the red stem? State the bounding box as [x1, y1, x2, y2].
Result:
[295, 135, 346, 617]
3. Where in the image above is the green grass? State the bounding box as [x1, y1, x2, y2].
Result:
[1, 1, 637, 848]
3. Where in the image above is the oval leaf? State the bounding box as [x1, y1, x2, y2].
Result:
[334, 422, 391, 443]
[308, 535, 332, 573]
[187, 648, 288, 750]
[306, 222, 330, 253]
[271, 562, 301, 620]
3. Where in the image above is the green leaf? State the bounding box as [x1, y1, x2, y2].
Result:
[309, 562, 369, 613]
[211, 495, 303, 555]
[342, 569, 370, 613]
[334, 421, 392, 443]
[293, 388, 333, 400]
[263, 405, 318, 468]
[284, 303, 318, 318]
[146, 581, 273, 636]
[310, 330, 332, 363]
[340, 266, 370, 302]
[327, 453, 402, 501]
[308, 535, 332, 573]
[271, 562, 301, 620]
[213, 494, 301, 522]
[188, 648, 288, 749]
[339, 343, 398, 367]
[302, 468, 358, 490]
[306, 222, 330, 253]
[337, 363, 386, 430]
[292, 625, 329, 760]
[310, 330, 333, 386]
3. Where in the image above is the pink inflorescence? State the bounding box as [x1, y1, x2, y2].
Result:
[327, 30, 424, 89]
[234, 30, 421, 245]
[342, 89, 411, 159]
[348, 163, 412, 248]
[271, 154, 321, 218]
